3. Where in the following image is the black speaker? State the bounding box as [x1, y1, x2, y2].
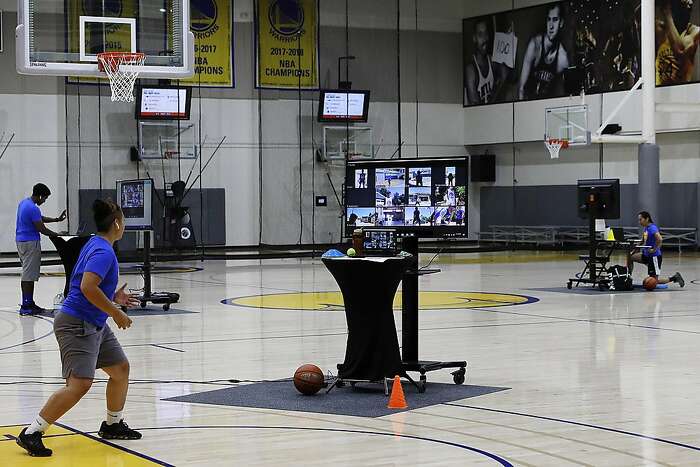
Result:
[130, 146, 140, 162]
[166, 207, 196, 248]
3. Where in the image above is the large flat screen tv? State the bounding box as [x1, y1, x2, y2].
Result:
[318, 90, 370, 123]
[135, 86, 192, 120]
[345, 157, 468, 238]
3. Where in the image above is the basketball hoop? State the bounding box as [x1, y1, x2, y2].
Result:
[97, 52, 146, 102]
[545, 138, 569, 159]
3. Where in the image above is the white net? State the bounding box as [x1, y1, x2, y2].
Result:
[97, 53, 146, 102]
[545, 139, 567, 159]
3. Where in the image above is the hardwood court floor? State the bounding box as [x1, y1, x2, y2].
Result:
[1, 251, 700, 466]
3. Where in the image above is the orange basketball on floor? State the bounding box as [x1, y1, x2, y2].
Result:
[293, 364, 325, 395]
[643, 276, 658, 291]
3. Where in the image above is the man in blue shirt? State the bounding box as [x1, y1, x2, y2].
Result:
[627, 211, 684, 287]
[16, 183, 66, 315]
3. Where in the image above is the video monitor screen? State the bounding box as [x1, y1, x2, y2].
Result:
[116, 179, 154, 230]
[135, 86, 192, 120]
[345, 157, 468, 237]
[318, 90, 370, 122]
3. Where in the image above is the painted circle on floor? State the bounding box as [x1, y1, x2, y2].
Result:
[222, 291, 538, 311]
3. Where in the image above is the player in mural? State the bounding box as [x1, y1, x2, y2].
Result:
[656, 0, 700, 85]
[518, 2, 570, 99]
[465, 17, 509, 104]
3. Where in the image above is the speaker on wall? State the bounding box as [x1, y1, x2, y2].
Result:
[471, 153, 496, 182]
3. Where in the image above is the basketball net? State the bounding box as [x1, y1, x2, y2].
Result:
[545, 138, 569, 159]
[97, 52, 146, 102]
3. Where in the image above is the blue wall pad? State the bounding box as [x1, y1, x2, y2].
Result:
[165, 381, 509, 418]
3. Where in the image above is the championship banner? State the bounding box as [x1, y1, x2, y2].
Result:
[255, 0, 319, 89]
[181, 0, 234, 87]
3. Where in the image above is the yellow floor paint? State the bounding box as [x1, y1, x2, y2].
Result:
[1, 425, 164, 466]
[229, 290, 535, 311]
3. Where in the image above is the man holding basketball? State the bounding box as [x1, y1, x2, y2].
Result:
[627, 211, 684, 287]
[656, 0, 700, 85]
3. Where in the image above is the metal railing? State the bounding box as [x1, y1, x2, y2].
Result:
[477, 225, 697, 251]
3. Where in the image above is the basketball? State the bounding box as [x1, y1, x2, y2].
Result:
[293, 364, 325, 395]
[643, 276, 658, 291]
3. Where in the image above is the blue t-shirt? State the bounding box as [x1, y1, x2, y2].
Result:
[61, 236, 119, 328]
[643, 223, 662, 257]
[15, 198, 42, 242]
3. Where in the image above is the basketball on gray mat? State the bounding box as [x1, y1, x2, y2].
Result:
[293, 364, 325, 395]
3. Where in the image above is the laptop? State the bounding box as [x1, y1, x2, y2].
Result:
[611, 227, 626, 242]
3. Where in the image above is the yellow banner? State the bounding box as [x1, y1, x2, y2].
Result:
[181, 0, 233, 87]
[256, 0, 318, 89]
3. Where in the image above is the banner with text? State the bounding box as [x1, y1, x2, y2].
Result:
[182, 0, 234, 87]
[256, 0, 319, 89]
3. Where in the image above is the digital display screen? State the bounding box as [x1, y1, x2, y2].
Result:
[136, 87, 191, 120]
[116, 179, 153, 230]
[345, 158, 469, 237]
[318, 90, 370, 122]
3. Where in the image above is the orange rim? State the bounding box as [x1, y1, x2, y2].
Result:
[97, 52, 145, 72]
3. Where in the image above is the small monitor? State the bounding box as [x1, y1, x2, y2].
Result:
[116, 179, 154, 230]
[318, 90, 370, 123]
[135, 86, 192, 120]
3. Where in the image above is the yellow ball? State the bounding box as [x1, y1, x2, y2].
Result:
[347, 248, 356, 257]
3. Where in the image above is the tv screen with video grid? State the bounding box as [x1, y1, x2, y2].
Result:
[116, 178, 154, 231]
[345, 157, 468, 237]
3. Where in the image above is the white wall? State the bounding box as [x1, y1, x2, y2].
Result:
[0, 94, 67, 253]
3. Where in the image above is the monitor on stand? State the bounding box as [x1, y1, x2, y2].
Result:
[116, 179, 179, 310]
[577, 179, 621, 283]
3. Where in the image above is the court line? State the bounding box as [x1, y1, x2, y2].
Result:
[117, 425, 515, 466]
[444, 403, 700, 454]
[0, 313, 55, 351]
[467, 306, 700, 335]
[0, 423, 515, 465]
[54, 422, 175, 466]
[150, 344, 185, 353]
[0, 320, 567, 356]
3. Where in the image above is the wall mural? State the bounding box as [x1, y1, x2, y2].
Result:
[463, 0, 700, 107]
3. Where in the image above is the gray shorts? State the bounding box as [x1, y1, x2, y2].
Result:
[16, 240, 41, 281]
[53, 311, 128, 379]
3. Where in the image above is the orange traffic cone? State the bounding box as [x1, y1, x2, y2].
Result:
[387, 375, 408, 409]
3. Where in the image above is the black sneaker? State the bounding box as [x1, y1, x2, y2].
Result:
[98, 420, 142, 440]
[19, 305, 42, 316]
[672, 272, 685, 288]
[28, 303, 47, 314]
[16, 427, 52, 457]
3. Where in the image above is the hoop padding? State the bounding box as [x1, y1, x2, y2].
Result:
[545, 138, 569, 159]
[97, 52, 146, 102]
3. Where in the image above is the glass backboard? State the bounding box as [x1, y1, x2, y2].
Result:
[545, 105, 591, 146]
[16, 0, 194, 78]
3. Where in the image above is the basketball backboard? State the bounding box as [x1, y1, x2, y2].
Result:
[16, 0, 194, 78]
[545, 105, 591, 146]
[138, 121, 197, 159]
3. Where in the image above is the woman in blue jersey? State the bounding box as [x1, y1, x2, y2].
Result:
[627, 211, 685, 287]
[17, 199, 141, 457]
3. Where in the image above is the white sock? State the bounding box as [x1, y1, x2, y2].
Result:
[106, 410, 123, 425]
[25, 415, 50, 435]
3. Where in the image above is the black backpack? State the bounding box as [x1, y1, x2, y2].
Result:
[608, 265, 633, 291]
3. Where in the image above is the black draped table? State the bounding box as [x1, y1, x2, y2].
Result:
[322, 256, 409, 382]
[49, 235, 92, 298]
